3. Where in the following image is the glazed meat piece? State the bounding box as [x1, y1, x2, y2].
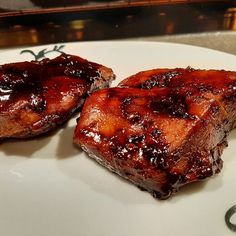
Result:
[0, 54, 115, 139]
[74, 67, 236, 199]
[119, 67, 236, 91]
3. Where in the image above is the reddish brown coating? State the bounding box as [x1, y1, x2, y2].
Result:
[118, 67, 236, 91]
[74, 67, 236, 199]
[0, 54, 115, 139]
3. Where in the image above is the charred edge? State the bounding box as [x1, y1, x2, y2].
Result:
[149, 93, 195, 119]
[140, 70, 181, 89]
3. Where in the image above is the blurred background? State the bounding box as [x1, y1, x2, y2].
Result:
[0, 0, 235, 49]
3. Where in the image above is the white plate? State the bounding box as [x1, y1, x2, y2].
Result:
[0, 41, 236, 236]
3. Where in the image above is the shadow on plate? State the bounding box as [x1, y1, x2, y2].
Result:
[170, 175, 223, 203]
[0, 116, 81, 160]
[0, 115, 229, 204]
[57, 150, 154, 204]
[56, 125, 81, 159]
[57, 147, 224, 205]
[0, 111, 80, 158]
[228, 129, 236, 141]
[0, 127, 63, 157]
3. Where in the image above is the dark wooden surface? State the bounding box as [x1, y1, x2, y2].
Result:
[0, 1, 235, 49]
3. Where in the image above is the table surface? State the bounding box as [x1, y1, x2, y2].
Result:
[1, 31, 236, 57]
[0, 2, 235, 55]
[133, 31, 236, 55]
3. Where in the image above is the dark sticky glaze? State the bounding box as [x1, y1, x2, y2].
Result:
[140, 70, 182, 89]
[0, 53, 114, 138]
[0, 54, 102, 113]
[119, 68, 236, 96]
[75, 68, 236, 199]
[119, 89, 196, 120]
[40, 54, 102, 82]
[149, 94, 194, 119]
[0, 54, 100, 111]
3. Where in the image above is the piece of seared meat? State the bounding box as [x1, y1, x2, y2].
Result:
[0, 54, 115, 139]
[73, 67, 236, 199]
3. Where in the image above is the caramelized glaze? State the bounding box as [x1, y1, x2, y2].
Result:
[74, 67, 236, 199]
[0, 54, 115, 138]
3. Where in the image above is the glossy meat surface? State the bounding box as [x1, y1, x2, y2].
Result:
[74, 68, 236, 199]
[0, 54, 115, 139]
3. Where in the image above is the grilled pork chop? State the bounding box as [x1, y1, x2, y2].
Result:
[74, 67, 236, 199]
[0, 54, 115, 139]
